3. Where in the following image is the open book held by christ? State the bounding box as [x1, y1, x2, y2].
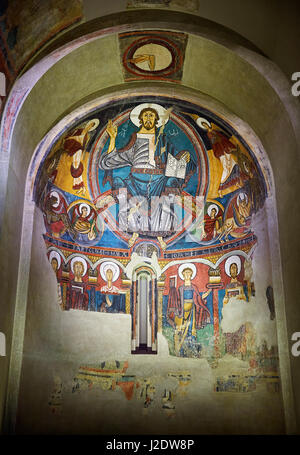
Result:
[165, 153, 187, 179]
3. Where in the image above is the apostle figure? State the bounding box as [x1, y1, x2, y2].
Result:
[222, 256, 249, 359]
[49, 251, 63, 309]
[66, 257, 88, 310]
[167, 263, 211, 355]
[223, 255, 247, 306]
[98, 103, 195, 250]
[99, 261, 124, 313]
[100, 263, 120, 294]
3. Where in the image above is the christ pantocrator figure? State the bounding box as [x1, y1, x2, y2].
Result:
[99, 103, 194, 250]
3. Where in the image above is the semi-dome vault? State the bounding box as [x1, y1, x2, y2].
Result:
[34, 92, 270, 360]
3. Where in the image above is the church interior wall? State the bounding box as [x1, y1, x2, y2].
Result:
[0, 7, 299, 434]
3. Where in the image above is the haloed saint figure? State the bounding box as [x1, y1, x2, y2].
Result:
[223, 256, 247, 305]
[99, 103, 195, 250]
[167, 264, 211, 356]
[66, 258, 88, 311]
[99, 261, 121, 313]
[72, 203, 97, 241]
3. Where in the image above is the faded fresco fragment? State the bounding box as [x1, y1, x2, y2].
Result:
[0, 0, 83, 77]
[67, 360, 193, 417]
[48, 375, 63, 414]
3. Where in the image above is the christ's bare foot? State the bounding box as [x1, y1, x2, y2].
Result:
[128, 232, 139, 247]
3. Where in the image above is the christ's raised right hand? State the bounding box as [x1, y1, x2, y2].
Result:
[106, 119, 118, 139]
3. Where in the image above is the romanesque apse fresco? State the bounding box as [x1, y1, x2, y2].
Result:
[35, 94, 280, 386]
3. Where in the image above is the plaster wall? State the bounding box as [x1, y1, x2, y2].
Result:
[82, 0, 300, 78]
